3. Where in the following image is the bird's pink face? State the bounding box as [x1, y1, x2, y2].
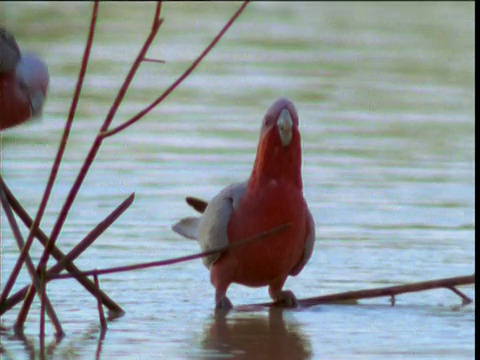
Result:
[259, 98, 300, 149]
[251, 98, 303, 188]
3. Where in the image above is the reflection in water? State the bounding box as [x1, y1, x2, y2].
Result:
[0, 330, 61, 360]
[0, 321, 107, 360]
[202, 308, 312, 360]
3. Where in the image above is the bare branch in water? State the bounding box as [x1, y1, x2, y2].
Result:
[48, 223, 290, 280]
[0, 182, 64, 338]
[12, 1, 100, 334]
[93, 274, 108, 336]
[0, 189, 133, 315]
[1, 1, 250, 339]
[446, 285, 473, 306]
[0, 177, 127, 315]
[241, 274, 475, 310]
[33, 3, 163, 281]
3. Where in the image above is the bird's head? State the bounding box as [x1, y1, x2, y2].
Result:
[251, 98, 303, 188]
[260, 97, 299, 147]
[15, 53, 49, 118]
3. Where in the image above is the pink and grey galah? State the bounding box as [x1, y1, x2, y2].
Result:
[173, 98, 316, 310]
[0, 27, 49, 131]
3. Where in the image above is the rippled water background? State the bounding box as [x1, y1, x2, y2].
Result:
[0, 2, 474, 359]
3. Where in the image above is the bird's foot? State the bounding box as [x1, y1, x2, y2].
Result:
[215, 296, 233, 311]
[273, 290, 299, 308]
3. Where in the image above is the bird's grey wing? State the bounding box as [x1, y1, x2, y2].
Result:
[172, 216, 201, 240]
[171, 198, 208, 239]
[290, 207, 315, 276]
[198, 181, 247, 268]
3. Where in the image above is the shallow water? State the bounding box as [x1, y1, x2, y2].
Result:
[0, 2, 475, 359]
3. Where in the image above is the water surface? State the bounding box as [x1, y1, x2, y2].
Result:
[0, 2, 474, 359]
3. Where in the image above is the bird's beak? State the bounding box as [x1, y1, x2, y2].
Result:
[30, 91, 45, 117]
[15, 53, 49, 118]
[277, 109, 293, 147]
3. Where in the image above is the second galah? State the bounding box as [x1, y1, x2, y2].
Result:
[0, 28, 49, 131]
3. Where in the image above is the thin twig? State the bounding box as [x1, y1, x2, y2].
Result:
[1, 193, 134, 316]
[447, 286, 473, 305]
[0, 178, 128, 315]
[5, 0, 100, 301]
[143, 57, 165, 64]
[93, 274, 107, 335]
[95, 331, 104, 360]
[12, 1, 100, 331]
[16, 2, 160, 326]
[100, 0, 250, 138]
[152, 1, 162, 33]
[0, 184, 64, 337]
[33, 3, 163, 282]
[14, 3, 161, 327]
[39, 264, 46, 358]
[54, 193, 135, 274]
[0, 175, 33, 302]
[244, 274, 475, 309]
[48, 223, 290, 280]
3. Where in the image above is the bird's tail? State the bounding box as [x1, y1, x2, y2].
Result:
[172, 217, 201, 240]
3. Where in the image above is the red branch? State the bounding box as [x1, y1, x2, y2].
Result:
[2, 1, 100, 305]
[100, 0, 250, 138]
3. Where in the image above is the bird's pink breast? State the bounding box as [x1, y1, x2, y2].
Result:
[0, 72, 30, 130]
[219, 180, 308, 287]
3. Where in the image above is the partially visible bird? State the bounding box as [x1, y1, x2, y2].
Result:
[0, 27, 49, 131]
[173, 98, 315, 310]
[0, 27, 21, 73]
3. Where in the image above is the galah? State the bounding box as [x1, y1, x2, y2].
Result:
[0, 28, 21, 73]
[0, 28, 49, 131]
[173, 98, 315, 310]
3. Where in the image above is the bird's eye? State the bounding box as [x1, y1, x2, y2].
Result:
[264, 116, 273, 126]
[18, 80, 28, 95]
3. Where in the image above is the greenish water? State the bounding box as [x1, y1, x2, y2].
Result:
[0, 2, 474, 359]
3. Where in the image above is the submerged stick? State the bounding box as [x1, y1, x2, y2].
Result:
[190, 165, 475, 311]
[446, 286, 472, 306]
[1, 0, 249, 340]
[93, 274, 107, 335]
[0, 184, 64, 337]
[0, 191, 133, 315]
[33, 3, 163, 291]
[0, 179, 127, 315]
[48, 223, 290, 280]
[39, 264, 46, 358]
[11, 2, 100, 333]
[251, 274, 475, 308]
[16, 7, 163, 326]
[6, 0, 100, 309]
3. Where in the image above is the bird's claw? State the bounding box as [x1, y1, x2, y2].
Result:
[273, 290, 299, 308]
[215, 296, 233, 311]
